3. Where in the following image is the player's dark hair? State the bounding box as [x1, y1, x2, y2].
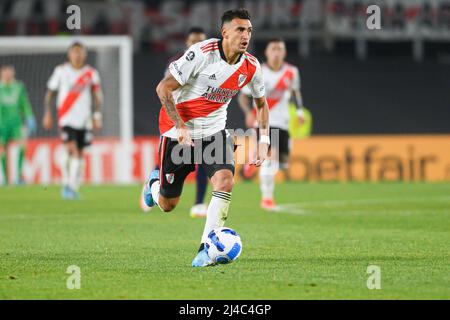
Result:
[221, 8, 251, 27]
[188, 27, 205, 35]
[0, 64, 14, 70]
[68, 41, 86, 51]
[266, 38, 285, 46]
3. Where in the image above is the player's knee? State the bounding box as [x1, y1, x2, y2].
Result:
[213, 174, 234, 192]
[158, 198, 178, 212]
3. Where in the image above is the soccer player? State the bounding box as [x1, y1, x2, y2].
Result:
[141, 8, 270, 267]
[142, 27, 210, 218]
[238, 38, 305, 210]
[42, 42, 103, 199]
[0, 65, 36, 185]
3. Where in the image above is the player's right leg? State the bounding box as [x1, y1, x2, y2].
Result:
[0, 127, 11, 185]
[259, 128, 289, 211]
[142, 136, 195, 212]
[13, 134, 26, 185]
[59, 127, 78, 199]
[0, 142, 6, 186]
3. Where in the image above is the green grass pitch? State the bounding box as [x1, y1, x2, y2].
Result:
[0, 182, 449, 299]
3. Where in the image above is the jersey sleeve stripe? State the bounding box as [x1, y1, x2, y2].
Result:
[202, 43, 219, 52]
[200, 41, 218, 51]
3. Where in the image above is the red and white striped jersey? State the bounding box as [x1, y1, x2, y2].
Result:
[242, 62, 300, 130]
[47, 63, 101, 129]
[163, 38, 265, 139]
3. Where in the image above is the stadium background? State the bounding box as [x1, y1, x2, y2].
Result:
[1, 0, 450, 184]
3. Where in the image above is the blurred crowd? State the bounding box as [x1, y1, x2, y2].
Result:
[0, 0, 449, 53]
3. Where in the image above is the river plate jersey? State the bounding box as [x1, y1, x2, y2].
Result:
[162, 38, 265, 139]
[47, 63, 101, 130]
[0, 81, 33, 127]
[242, 62, 300, 130]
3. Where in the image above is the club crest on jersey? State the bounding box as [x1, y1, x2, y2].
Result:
[238, 74, 247, 87]
[165, 173, 175, 184]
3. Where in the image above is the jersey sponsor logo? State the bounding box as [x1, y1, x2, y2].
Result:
[238, 74, 247, 87]
[201, 86, 239, 104]
[186, 51, 195, 61]
[165, 173, 175, 184]
[208, 74, 217, 80]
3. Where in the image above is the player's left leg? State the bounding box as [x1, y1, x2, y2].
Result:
[192, 130, 235, 267]
[0, 127, 11, 185]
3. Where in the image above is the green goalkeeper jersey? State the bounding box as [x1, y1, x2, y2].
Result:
[0, 80, 33, 128]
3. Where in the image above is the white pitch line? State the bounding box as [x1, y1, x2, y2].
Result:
[292, 196, 450, 207]
[270, 196, 450, 215]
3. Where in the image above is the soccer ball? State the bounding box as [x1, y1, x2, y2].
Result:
[205, 227, 242, 264]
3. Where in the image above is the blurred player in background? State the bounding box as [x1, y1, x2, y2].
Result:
[0, 65, 36, 185]
[183, 28, 210, 218]
[238, 38, 305, 211]
[43, 42, 103, 199]
[141, 27, 209, 218]
[142, 8, 270, 267]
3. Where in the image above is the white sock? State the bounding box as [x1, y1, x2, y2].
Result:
[150, 180, 161, 207]
[69, 157, 82, 192]
[60, 151, 70, 187]
[259, 159, 278, 200]
[201, 191, 231, 243]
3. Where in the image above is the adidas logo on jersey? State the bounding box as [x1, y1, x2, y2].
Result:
[208, 74, 216, 80]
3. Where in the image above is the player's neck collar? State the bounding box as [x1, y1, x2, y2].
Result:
[218, 39, 243, 65]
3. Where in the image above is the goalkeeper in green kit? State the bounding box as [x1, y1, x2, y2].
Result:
[0, 65, 36, 185]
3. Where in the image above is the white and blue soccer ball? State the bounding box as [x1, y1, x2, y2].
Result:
[205, 227, 242, 264]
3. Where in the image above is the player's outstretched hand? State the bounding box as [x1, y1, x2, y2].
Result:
[42, 112, 52, 130]
[93, 118, 102, 131]
[251, 141, 269, 167]
[177, 125, 194, 146]
[298, 114, 305, 125]
[26, 117, 37, 135]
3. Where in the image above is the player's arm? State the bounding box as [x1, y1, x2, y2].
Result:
[19, 84, 36, 134]
[92, 75, 103, 131]
[43, 89, 56, 130]
[246, 59, 269, 166]
[252, 96, 270, 167]
[237, 91, 255, 128]
[158, 43, 205, 146]
[291, 67, 305, 124]
[43, 66, 60, 130]
[156, 73, 193, 146]
[291, 88, 305, 125]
